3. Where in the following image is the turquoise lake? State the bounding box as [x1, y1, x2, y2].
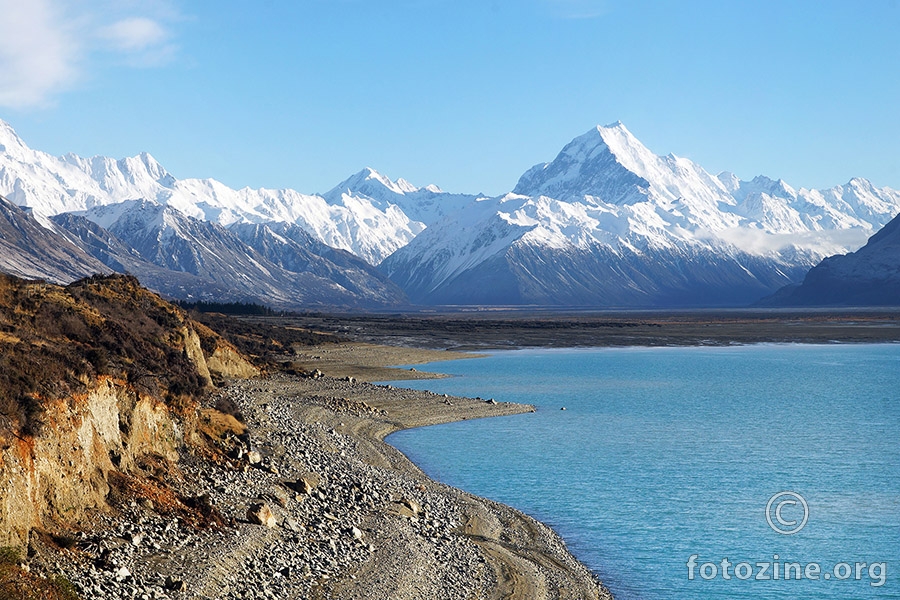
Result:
[384, 344, 900, 599]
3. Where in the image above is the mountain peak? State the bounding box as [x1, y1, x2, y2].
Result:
[512, 121, 656, 201]
[0, 119, 32, 158]
[329, 167, 419, 198]
[599, 120, 627, 133]
[0, 119, 20, 140]
[593, 121, 651, 160]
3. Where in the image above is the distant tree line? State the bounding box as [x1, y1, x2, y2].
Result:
[176, 300, 282, 316]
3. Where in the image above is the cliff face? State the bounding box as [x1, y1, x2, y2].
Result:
[0, 381, 181, 546]
[0, 274, 258, 546]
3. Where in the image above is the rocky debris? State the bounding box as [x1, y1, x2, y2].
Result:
[20, 372, 606, 600]
[306, 394, 379, 416]
[247, 503, 277, 528]
[400, 497, 423, 518]
[285, 474, 319, 496]
[164, 576, 186, 592]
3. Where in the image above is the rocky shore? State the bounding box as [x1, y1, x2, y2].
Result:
[24, 345, 611, 600]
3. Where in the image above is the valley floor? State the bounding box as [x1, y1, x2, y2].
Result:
[281, 309, 900, 350]
[28, 343, 609, 600]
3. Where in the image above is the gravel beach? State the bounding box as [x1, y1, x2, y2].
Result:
[29, 343, 611, 600]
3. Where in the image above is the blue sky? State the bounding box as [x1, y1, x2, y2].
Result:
[1, 0, 898, 196]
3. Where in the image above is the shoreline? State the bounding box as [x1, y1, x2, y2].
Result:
[37, 342, 610, 600]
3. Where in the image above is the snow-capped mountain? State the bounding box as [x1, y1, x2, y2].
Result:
[0, 119, 470, 265]
[760, 213, 900, 306]
[53, 200, 406, 308]
[381, 123, 900, 306]
[0, 195, 110, 283]
[513, 123, 898, 252]
[324, 167, 479, 226]
[4, 117, 900, 308]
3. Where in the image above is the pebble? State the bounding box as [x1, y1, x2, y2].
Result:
[23, 373, 601, 600]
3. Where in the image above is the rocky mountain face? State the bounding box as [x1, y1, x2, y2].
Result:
[0, 194, 110, 282]
[760, 213, 900, 306]
[53, 200, 407, 309]
[0, 274, 257, 547]
[382, 123, 900, 306]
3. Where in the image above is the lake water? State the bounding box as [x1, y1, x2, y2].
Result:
[385, 344, 900, 599]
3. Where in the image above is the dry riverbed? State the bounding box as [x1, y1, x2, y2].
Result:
[28, 343, 610, 600]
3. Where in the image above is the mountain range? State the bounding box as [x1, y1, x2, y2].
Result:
[382, 124, 900, 305]
[0, 196, 110, 282]
[1, 118, 898, 308]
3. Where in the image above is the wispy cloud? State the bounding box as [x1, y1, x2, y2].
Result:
[0, 0, 77, 108]
[0, 0, 181, 109]
[98, 16, 177, 67]
[101, 17, 169, 52]
[703, 226, 872, 257]
[543, 0, 611, 20]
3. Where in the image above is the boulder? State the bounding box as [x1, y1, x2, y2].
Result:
[247, 503, 276, 528]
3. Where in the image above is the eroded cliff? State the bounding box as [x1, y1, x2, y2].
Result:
[0, 274, 257, 547]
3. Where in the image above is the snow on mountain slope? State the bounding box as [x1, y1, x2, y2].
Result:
[380, 190, 815, 306]
[514, 123, 741, 233]
[760, 213, 900, 306]
[515, 123, 900, 254]
[228, 221, 406, 305]
[325, 167, 478, 226]
[67, 200, 406, 307]
[383, 123, 900, 306]
[0, 119, 462, 265]
[0, 194, 110, 283]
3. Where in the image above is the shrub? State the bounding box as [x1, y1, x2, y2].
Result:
[50, 575, 81, 600]
[0, 547, 21, 566]
[0, 274, 222, 438]
[214, 397, 244, 423]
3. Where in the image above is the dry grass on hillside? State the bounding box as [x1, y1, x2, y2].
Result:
[0, 274, 211, 437]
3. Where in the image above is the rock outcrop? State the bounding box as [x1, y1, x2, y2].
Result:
[0, 274, 257, 546]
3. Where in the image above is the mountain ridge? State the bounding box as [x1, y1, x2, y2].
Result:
[52, 199, 407, 308]
[3, 118, 900, 308]
[0, 119, 467, 265]
[381, 123, 900, 306]
[760, 212, 900, 306]
[0, 194, 111, 283]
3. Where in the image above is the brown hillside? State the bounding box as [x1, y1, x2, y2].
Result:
[0, 273, 258, 548]
[0, 274, 256, 435]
